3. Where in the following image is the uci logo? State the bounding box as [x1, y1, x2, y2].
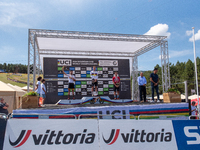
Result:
[184, 126, 200, 145]
[98, 110, 127, 119]
[57, 59, 72, 66]
[9, 130, 32, 148]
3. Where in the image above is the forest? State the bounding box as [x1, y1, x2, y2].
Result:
[143, 57, 200, 96]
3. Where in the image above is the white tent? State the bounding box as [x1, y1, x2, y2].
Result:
[188, 94, 200, 99]
[7, 83, 26, 109]
[0, 81, 16, 113]
[181, 94, 186, 99]
[21, 86, 33, 91]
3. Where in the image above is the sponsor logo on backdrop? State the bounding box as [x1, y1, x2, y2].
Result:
[99, 60, 118, 66]
[102, 128, 172, 145]
[57, 59, 72, 66]
[9, 129, 95, 148]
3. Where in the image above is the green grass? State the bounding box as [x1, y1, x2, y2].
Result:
[0, 73, 27, 87]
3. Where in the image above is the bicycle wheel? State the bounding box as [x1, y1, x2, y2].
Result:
[99, 97, 104, 104]
[90, 98, 96, 104]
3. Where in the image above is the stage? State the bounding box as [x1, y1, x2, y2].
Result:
[12, 101, 190, 120]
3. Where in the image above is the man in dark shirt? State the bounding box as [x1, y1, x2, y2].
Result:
[0, 98, 9, 115]
[150, 68, 159, 102]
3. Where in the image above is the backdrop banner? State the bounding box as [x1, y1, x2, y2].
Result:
[43, 58, 131, 103]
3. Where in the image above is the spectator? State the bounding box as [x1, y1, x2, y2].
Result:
[191, 101, 197, 119]
[41, 79, 46, 106]
[35, 76, 42, 106]
[0, 98, 9, 115]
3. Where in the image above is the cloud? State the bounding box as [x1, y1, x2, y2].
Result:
[0, 2, 38, 28]
[144, 23, 171, 38]
[158, 50, 192, 60]
[187, 29, 200, 42]
[186, 30, 193, 36]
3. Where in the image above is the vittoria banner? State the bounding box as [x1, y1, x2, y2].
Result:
[4, 119, 200, 150]
[3, 120, 99, 150]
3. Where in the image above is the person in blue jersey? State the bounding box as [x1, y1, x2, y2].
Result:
[90, 66, 98, 96]
[137, 72, 147, 102]
[150, 68, 160, 102]
[62, 66, 76, 100]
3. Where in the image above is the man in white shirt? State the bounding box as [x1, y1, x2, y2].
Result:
[90, 66, 98, 96]
[137, 72, 147, 102]
[62, 67, 76, 100]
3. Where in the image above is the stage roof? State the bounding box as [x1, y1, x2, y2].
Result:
[30, 29, 167, 57]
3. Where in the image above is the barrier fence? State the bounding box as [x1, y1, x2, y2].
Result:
[3, 119, 200, 150]
[11, 113, 190, 120]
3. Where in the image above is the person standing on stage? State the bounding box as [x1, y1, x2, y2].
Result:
[62, 66, 76, 100]
[112, 71, 120, 99]
[137, 72, 147, 102]
[90, 66, 98, 96]
[150, 68, 160, 102]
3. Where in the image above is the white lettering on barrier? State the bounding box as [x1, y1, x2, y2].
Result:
[184, 126, 200, 145]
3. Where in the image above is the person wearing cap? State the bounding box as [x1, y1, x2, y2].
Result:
[0, 98, 9, 115]
[191, 101, 197, 119]
[150, 68, 160, 102]
[137, 72, 147, 102]
[62, 66, 76, 100]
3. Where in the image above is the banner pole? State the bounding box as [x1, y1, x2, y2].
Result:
[192, 27, 199, 119]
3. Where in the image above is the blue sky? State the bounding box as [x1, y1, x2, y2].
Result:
[0, 0, 200, 71]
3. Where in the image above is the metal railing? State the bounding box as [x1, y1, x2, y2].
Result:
[10, 113, 77, 119]
[138, 115, 188, 120]
[189, 115, 199, 120]
[0, 113, 7, 120]
[78, 114, 135, 119]
[9, 113, 192, 120]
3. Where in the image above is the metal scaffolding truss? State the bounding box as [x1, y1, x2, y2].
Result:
[160, 40, 170, 93]
[28, 29, 170, 100]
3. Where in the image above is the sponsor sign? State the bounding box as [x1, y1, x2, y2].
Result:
[172, 120, 200, 150]
[99, 60, 118, 66]
[8, 120, 200, 150]
[99, 120, 177, 150]
[4, 120, 99, 150]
